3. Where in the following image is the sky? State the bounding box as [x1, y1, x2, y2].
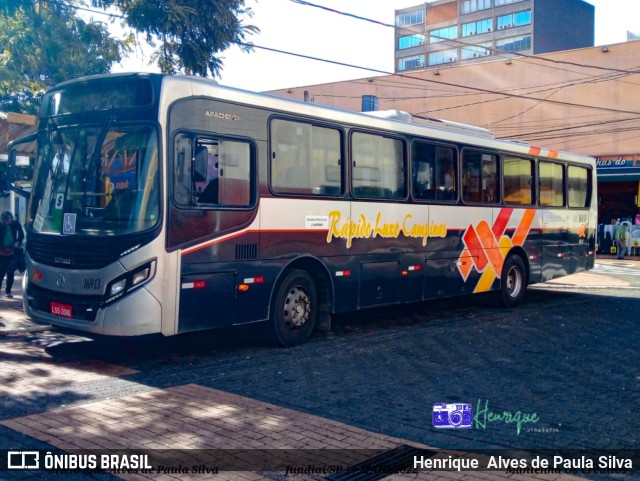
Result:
[113, 0, 640, 92]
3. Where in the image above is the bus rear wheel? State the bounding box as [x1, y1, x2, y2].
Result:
[270, 269, 317, 347]
[500, 255, 527, 307]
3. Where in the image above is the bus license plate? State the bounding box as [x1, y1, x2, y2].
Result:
[50, 301, 73, 318]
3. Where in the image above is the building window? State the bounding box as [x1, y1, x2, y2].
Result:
[461, 0, 491, 15]
[396, 10, 424, 27]
[430, 26, 458, 43]
[362, 95, 378, 112]
[398, 34, 425, 50]
[497, 10, 531, 30]
[496, 35, 531, 52]
[428, 49, 457, 66]
[398, 55, 425, 71]
[461, 42, 492, 60]
[461, 18, 492, 37]
[495, 0, 525, 6]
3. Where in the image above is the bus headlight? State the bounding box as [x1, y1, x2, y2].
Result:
[132, 265, 151, 287]
[105, 260, 156, 304]
[109, 279, 127, 297]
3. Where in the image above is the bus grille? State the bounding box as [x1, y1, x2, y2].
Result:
[27, 234, 150, 269]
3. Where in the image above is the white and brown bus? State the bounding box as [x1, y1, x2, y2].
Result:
[9, 73, 597, 346]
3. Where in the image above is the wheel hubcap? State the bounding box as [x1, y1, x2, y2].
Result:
[283, 286, 310, 328]
[507, 266, 522, 297]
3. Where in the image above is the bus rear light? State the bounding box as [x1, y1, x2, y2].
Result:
[238, 284, 250, 292]
[336, 270, 351, 277]
[401, 270, 408, 276]
[408, 265, 421, 271]
[243, 276, 264, 284]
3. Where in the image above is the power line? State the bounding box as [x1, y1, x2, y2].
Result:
[247, 43, 640, 116]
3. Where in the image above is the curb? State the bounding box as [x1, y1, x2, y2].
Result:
[533, 284, 640, 290]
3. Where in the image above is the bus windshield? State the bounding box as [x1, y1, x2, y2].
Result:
[29, 123, 160, 236]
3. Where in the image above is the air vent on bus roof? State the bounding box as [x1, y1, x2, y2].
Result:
[362, 109, 494, 138]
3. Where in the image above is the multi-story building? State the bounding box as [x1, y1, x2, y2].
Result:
[395, 0, 595, 72]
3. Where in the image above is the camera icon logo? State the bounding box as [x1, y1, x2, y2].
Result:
[432, 403, 473, 429]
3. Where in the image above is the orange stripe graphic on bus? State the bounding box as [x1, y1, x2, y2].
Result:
[458, 208, 536, 293]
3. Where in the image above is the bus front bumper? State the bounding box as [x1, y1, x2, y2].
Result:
[23, 276, 162, 336]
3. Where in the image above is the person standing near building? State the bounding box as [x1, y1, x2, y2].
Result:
[0, 211, 24, 298]
[615, 222, 629, 260]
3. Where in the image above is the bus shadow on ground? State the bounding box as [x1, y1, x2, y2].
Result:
[42, 287, 590, 365]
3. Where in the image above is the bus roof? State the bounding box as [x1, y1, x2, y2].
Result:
[52, 73, 596, 167]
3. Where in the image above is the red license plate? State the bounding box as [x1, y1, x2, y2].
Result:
[50, 301, 73, 318]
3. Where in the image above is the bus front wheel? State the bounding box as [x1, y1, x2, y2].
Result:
[270, 269, 317, 347]
[500, 255, 527, 308]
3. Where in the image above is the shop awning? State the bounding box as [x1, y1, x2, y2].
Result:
[597, 169, 640, 183]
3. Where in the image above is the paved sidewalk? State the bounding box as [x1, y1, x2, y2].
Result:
[0, 273, 51, 336]
[1, 385, 592, 481]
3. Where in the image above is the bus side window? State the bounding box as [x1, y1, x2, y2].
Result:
[270, 119, 342, 196]
[352, 132, 404, 199]
[412, 141, 457, 202]
[462, 150, 498, 204]
[503, 156, 534, 205]
[173, 134, 193, 205]
[218, 140, 251, 206]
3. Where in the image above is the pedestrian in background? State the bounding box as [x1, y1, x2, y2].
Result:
[615, 222, 629, 260]
[0, 211, 24, 298]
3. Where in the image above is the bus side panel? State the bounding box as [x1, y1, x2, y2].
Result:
[567, 209, 592, 274]
[424, 205, 492, 299]
[177, 230, 272, 333]
[540, 208, 570, 281]
[178, 271, 237, 332]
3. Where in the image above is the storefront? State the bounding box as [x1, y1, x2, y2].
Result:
[0, 111, 36, 223]
[596, 154, 640, 224]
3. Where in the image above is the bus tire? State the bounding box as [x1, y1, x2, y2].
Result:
[270, 269, 317, 347]
[500, 255, 527, 308]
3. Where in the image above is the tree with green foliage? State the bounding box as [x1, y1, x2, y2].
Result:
[91, 0, 259, 77]
[0, 0, 129, 114]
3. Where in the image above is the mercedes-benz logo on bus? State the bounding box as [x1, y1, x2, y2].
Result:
[56, 274, 66, 288]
